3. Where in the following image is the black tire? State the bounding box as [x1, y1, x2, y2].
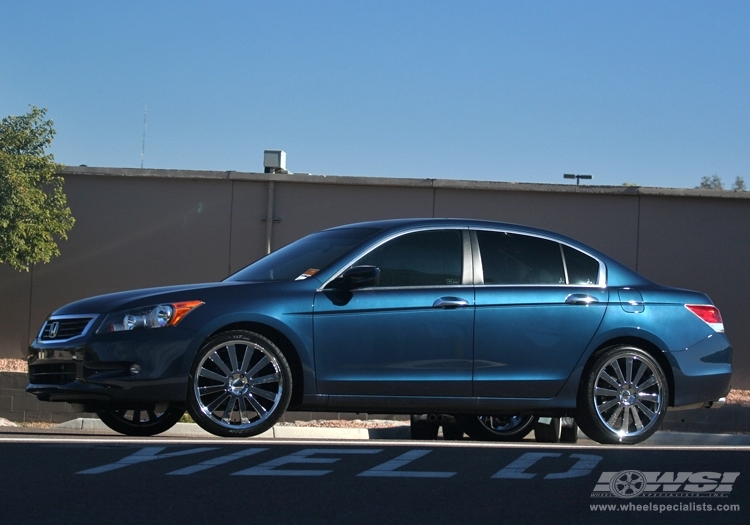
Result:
[576, 345, 668, 445]
[461, 414, 537, 442]
[187, 330, 292, 438]
[534, 417, 561, 443]
[560, 417, 579, 443]
[410, 414, 439, 440]
[442, 421, 465, 440]
[96, 403, 185, 436]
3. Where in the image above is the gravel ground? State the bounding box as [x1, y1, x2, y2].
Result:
[0, 358, 26, 372]
[277, 419, 408, 428]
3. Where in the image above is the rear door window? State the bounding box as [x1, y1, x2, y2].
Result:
[476, 230, 566, 285]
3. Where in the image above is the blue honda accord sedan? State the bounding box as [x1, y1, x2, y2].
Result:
[27, 219, 731, 444]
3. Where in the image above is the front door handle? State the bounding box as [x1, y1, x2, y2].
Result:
[565, 294, 599, 305]
[433, 297, 470, 308]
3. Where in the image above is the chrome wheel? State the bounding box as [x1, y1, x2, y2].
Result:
[462, 414, 537, 441]
[188, 330, 291, 437]
[577, 345, 669, 444]
[96, 402, 185, 436]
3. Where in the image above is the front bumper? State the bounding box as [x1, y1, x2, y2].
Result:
[27, 327, 199, 406]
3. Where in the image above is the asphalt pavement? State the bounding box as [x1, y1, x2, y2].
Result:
[3, 417, 750, 446]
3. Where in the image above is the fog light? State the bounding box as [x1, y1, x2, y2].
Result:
[129, 364, 141, 375]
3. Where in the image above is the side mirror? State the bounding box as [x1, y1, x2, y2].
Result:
[330, 266, 380, 291]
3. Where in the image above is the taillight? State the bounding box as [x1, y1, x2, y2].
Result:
[685, 304, 724, 333]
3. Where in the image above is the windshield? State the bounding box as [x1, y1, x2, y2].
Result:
[226, 227, 381, 282]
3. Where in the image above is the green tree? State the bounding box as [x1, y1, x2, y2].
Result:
[697, 174, 724, 190]
[0, 106, 74, 271]
[732, 176, 747, 192]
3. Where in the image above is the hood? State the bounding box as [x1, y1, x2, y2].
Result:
[52, 281, 246, 316]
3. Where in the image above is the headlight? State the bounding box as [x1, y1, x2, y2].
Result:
[98, 301, 204, 333]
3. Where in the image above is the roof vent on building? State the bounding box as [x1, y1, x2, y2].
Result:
[264, 150, 289, 174]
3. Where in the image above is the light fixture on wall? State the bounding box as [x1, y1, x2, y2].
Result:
[564, 173, 593, 185]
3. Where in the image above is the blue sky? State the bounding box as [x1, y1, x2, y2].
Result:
[1, 1, 748, 188]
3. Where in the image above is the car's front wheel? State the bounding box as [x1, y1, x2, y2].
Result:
[187, 330, 292, 438]
[96, 403, 185, 436]
[576, 345, 668, 445]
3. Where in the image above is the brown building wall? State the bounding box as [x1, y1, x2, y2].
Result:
[1, 167, 747, 389]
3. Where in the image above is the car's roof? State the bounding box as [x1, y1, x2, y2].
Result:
[329, 218, 581, 245]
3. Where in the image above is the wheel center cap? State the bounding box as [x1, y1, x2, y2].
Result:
[620, 389, 636, 405]
[229, 374, 248, 394]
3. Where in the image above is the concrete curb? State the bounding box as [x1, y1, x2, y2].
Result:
[46, 418, 750, 445]
[53, 418, 412, 440]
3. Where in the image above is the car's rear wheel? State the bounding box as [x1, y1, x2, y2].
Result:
[560, 417, 579, 443]
[576, 345, 668, 445]
[188, 330, 292, 438]
[461, 414, 537, 441]
[534, 417, 562, 443]
[410, 415, 440, 440]
[96, 403, 185, 436]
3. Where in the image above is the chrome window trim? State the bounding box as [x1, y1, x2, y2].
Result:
[470, 227, 607, 288]
[37, 314, 99, 344]
[317, 226, 471, 291]
[559, 243, 570, 284]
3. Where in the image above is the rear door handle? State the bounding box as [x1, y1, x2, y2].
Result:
[433, 297, 470, 308]
[565, 294, 599, 305]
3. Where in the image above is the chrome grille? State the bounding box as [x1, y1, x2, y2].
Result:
[39, 316, 97, 342]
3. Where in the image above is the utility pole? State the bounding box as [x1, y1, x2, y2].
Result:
[141, 106, 147, 169]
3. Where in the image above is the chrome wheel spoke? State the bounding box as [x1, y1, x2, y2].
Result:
[205, 391, 231, 413]
[210, 353, 232, 376]
[632, 361, 647, 386]
[631, 406, 644, 430]
[621, 404, 631, 432]
[594, 387, 618, 397]
[625, 357, 634, 384]
[637, 392, 659, 402]
[199, 384, 226, 395]
[599, 371, 621, 390]
[199, 368, 228, 383]
[598, 397, 620, 414]
[612, 360, 626, 385]
[607, 405, 624, 427]
[244, 393, 268, 416]
[248, 372, 280, 386]
[634, 400, 656, 420]
[239, 345, 252, 373]
[246, 355, 271, 379]
[227, 344, 240, 373]
[238, 396, 250, 424]
[635, 376, 656, 392]
[248, 385, 277, 401]
[221, 396, 237, 422]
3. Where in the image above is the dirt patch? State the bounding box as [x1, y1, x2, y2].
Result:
[277, 419, 408, 429]
[15, 422, 56, 429]
[726, 389, 750, 407]
[0, 359, 27, 373]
